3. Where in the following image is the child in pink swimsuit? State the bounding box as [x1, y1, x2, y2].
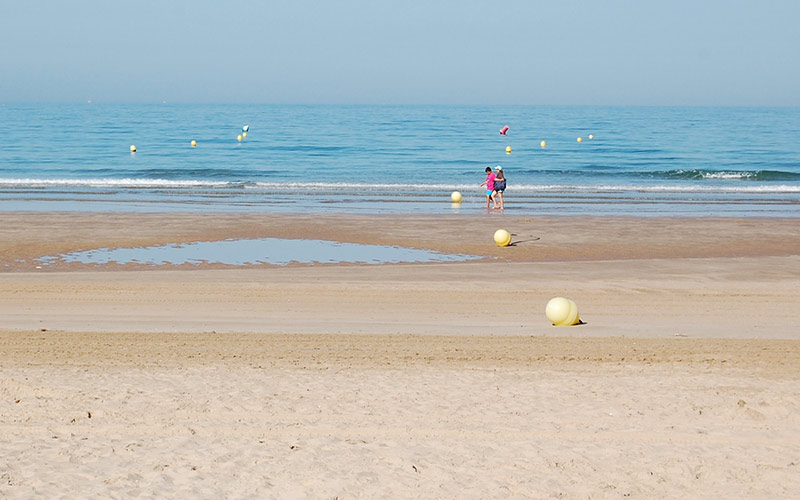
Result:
[480, 167, 498, 209]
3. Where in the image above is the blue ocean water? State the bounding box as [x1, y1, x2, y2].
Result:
[1, 103, 798, 216]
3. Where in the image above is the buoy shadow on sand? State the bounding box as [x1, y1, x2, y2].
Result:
[508, 235, 541, 246]
[37, 238, 482, 267]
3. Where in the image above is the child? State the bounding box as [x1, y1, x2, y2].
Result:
[480, 166, 498, 209]
[493, 166, 506, 210]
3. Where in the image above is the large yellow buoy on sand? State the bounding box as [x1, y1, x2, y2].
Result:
[540, 140, 546, 148]
[545, 297, 582, 326]
[451, 191, 463, 203]
[505, 146, 512, 154]
[577, 137, 583, 143]
[129, 145, 136, 153]
[190, 140, 197, 147]
[494, 229, 512, 247]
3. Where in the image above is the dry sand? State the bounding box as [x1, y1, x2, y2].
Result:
[1, 212, 799, 498]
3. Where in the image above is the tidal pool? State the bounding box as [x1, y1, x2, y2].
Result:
[39, 238, 480, 266]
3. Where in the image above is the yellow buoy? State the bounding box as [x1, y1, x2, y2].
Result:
[577, 137, 582, 143]
[451, 191, 463, 203]
[242, 132, 247, 138]
[237, 135, 242, 142]
[540, 140, 546, 148]
[129, 145, 136, 153]
[493, 229, 512, 247]
[190, 140, 197, 147]
[588, 134, 594, 140]
[545, 297, 582, 326]
[505, 146, 512, 154]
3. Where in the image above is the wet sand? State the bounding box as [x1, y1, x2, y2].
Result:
[3, 212, 799, 271]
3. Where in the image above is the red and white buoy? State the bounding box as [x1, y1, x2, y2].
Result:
[499, 125, 509, 135]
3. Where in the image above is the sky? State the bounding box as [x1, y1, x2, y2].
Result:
[1, 0, 798, 106]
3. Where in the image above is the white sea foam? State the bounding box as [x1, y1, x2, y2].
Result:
[513, 184, 800, 193]
[0, 178, 231, 188]
[2, 178, 800, 194]
[699, 172, 757, 180]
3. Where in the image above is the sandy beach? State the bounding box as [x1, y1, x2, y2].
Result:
[1, 212, 799, 498]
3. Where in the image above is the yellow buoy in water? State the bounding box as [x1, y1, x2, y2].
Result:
[190, 140, 197, 147]
[242, 132, 247, 138]
[129, 145, 136, 153]
[505, 146, 512, 154]
[588, 134, 594, 140]
[540, 140, 546, 148]
[493, 229, 512, 247]
[451, 191, 463, 203]
[237, 135, 242, 142]
[545, 297, 582, 326]
[577, 137, 583, 143]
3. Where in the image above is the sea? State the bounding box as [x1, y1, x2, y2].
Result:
[1, 103, 799, 217]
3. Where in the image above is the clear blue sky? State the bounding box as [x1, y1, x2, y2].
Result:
[2, 0, 798, 105]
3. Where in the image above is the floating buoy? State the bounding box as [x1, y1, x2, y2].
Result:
[589, 134, 594, 140]
[505, 146, 512, 154]
[499, 125, 509, 135]
[190, 140, 197, 147]
[451, 191, 463, 203]
[545, 297, 582, 326]
[493, 229, 512, 247]
[242, 124, 249, 132]
[540, 140, 546, 148]
[577, 137, 583, 143]
[242, 132, 247, 138]
[237, 135, 242, 142]
[129, 145, 136, 153]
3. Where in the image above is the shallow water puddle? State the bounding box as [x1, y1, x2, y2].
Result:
[38, 238, 480, 266]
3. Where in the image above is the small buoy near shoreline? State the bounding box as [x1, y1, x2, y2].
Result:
[190, 140, 197, 147]
[540, 140, 546, 148]
[451, 191, 463, 203]
[129, 145, 136, 153]
[505, 146, 512, 154]
[500, 125, 509, 135]
[237, 135, 243, 142]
